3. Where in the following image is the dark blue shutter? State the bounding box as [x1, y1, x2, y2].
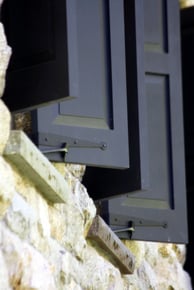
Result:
[2, 0, 188, 242]
[1, 0, 72, 110]
[2, 0, 129, 168]
[84, 0, 188, 243]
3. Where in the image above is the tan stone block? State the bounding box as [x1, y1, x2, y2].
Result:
[137, 260, 157, 289]
[53, 202, 88, 258]
[172, 244, 186, 265]
[49, 205, 66, 242]
[0, 23, 11, 98]
[0, 157, 14, 218]
[123, 240, 145, 269]
[50, 167, 96, 241]
[1, 223, 56, 290]
[53, 162, 86, 182]
[158, 244, 171, 258]
[81, 244, 124, 290]
[180, 0, 194, 8]
[0, 250, 11, 290]
[0, 100, 11, 154]
[4, 193, 35, 240]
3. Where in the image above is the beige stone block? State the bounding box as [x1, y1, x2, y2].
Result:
[53, 202, 88, 258]
[137, 260, 157, 289]
[52, 162, 95, 234]
[0, 249, 11, 290]
[4, 192, 36, 240]
[60, 242, 125, 290]
[0, 223, 56, 290]
[49, 168, 96, 249]
[0, 23, 11, 98]
[123, 240, 145, 269]
[81, 244, 124, 290]
[180, 0, 194, 8]
[72, 180, 96, 235]
[62, 280, 83, 290]
[49, 205, 66, 242]
[0, 100, 11, 154]
[147, 242, 192, 290]
[53, 162, 86, 182]
[0, 157, 14, 218]
[172, 244, 186, 265]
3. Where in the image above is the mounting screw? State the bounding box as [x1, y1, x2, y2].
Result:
[101, 143, 107, 150]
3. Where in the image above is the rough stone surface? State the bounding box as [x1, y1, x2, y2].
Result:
[0, 100, 11, 154]
[53, 162, 86, 182]
[180, 0, 194, 8]
[0, 147, 192, 290]
[13, 112, 32, 135]
[2, 153, 191, 290]
[0, 22, 12, 154]
[123, 240, 192, 290]
[0, 23, 11, 99]
[0, 156, 14, 219]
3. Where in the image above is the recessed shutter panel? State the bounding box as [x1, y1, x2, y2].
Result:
[1, 0, 75, 110]
[84, 0, 188, 243]
[30, 0, 129, 168]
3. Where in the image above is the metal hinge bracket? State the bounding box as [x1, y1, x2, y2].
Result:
[112, 218, 167, 240]
[41, 136, 107, 161]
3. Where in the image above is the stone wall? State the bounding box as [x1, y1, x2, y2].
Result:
[0, 3, 192, 289]
[180, 0, 194, 8]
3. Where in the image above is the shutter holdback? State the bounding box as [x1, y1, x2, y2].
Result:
[112, 219, 168, 240]
[41, 138, 107, 161]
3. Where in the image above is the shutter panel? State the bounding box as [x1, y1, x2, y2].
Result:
[1, 0, 74, 110]
[84, 0, 188, 243]
[29, 0, 129, 168]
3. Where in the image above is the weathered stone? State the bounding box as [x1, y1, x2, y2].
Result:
[82, 244, 124, 290]
[52, 202, 89, 259]
[180, 0, 194, 8]
[172, 244, 186, 265]
[0, 130, 192, 289]
[0, 156, 14, 218]
[13, 112, 32, 134]
[53, 162, 86, 181]
[123, 240, 146, 269]
[0, 224, 56, 290]
[0, 23, 11, 98]
[0, 249, 11, 290]
[87, 215, 135, 274]
[62, 280, 83, 290]
[137, 260, 157, 289]
[4, 130, 71, 203]
[0, 100, 11, 154]
[71, 179, 96, 235]
[49, 165, 96, 254]
[4, 192, 35, 240]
